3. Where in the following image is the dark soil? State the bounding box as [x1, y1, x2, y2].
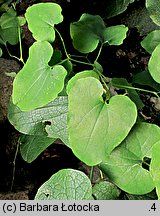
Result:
[0, 0, 159, 199]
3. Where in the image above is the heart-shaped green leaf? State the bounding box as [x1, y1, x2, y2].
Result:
[25, 3, 63, 42]
[70, 14, 105, 53]
[99, 123, 160, 194]
[70, 14, 128, 53]
[0, 8, 19, 45]
[68, 77, 137, 166]
[92, 181, 120, 200]
[12, 41, 67, 111]
[35, 169, 92, 200]
[141, 30, 160, 54]
[148, 43, 160, 83]
[8, 96, 68, 145]
[20, 134, 56, 163]
[146, 0, 160, 26]
[103, 25, 128, 45]
[150, 141, 160, 199]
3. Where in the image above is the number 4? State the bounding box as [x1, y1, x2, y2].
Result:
[151, 203, 156, 211]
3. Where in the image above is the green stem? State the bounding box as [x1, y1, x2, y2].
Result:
[54, 27, 69, 58]
[95, 43, 104, 62]
[6, 45, 22, 62]
[18, 26, 24, 64]
[54, 27, 94, 67]
[116, 84, 159, 97]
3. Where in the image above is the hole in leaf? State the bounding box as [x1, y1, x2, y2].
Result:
[142, 157, 151, 171]
[44, 121, 51, 126]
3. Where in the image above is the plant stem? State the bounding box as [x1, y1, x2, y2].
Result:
[95, 43, 104, 62]
[10, 138, 20, 191]
[54, 27, 94, 67]
[18, 26, 24, 64]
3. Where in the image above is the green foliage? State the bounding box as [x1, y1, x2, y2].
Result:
[6, 2, 160, 200]
[0, 8, 20, 45]
[105, 0, 136, 18]
[141, 30, 160, 54]
[146, 0, 160, 26]
[68, 77, 137, 166]
[0, 47, 2, 57]
[148, 43, 160, 84]
[150, 141, 160, 199]
[70, 14, 128, 53]
[99, 123, 160, 194]
[25, 3, 63, 43]
[8, 96, 68, 145]
[35, 169, 92, 200]
[92, 181, 121, 200]
[12, 41, 67, 111]
[20, 134, 56, 163]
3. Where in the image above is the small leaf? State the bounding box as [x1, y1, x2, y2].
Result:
[70, 14, 106, 53]
[148, 43, 160, 83]
[68, 77, 137, 166]
[25, 3, 63, 42]
[35, 169, 92, 200]
[141, 30, 160, 54]
[103, 25, 128, 45]
[8, 96, 68, 145]
[18, 16, 26, 26]
[150, 141, 160, 199]
[12, 41, 67, 111]
[20, 134, 55, 163]
[111, 78, 144, 109]
[132, 70, 160, 91]
[99, 123, 160, 194]
[0, 8, 19, 45]
[146, 0, 160, 26]
[92, 181, 120, 200]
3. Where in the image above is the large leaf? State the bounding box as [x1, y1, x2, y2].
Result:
[70, 14, 128, 53]
[35, 169, 92, 200]
[99, 123, 160, 194]
[12, 41, 67, 111]
[146, 0, 160, 26]
[25, 3, 63, 42]
[105, 0, 135, 18]
[68, 77, 137, 166]
[92, 181, 120, 200]
[150, 141, 160, 199]
[141, 30, 160, 54]
[148, 43, 160, 83]
[8, 96, 68, 145]
[20, 134, 55, 163]
[0, 8, 19, 45]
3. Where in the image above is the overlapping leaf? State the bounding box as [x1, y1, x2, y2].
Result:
[0, 8, 19, 45]
[12, 41, 67, 111]
[146, 0, 160, 26]
[25, 3, 63, 42]
[99, 123, 160, 194]
[150, 141, 160, 199]
[8, 96, 68, 145]
[20, 134, 56, 163]
[92, 181, 120, 200]
[148, 43, 160, 83]
[35, 169, 92, 200]
[68, 77, 137, 166]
